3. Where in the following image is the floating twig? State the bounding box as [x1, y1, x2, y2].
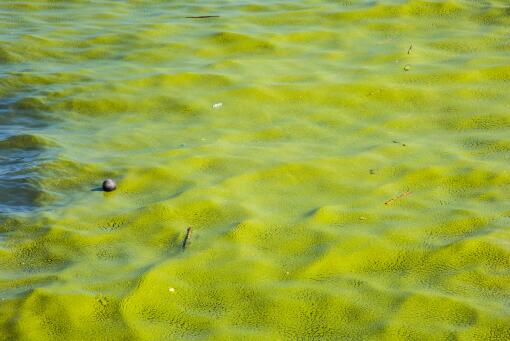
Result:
[185, 15, 220, 19]
[407, 44, 413, 55]
[384, 191, 412, 205]
[182, 227, 192, 249]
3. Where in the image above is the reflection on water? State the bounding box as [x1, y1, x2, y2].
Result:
[0, 93, 53, 214]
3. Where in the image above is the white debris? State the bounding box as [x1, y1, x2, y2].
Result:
[212, 102, 223, 109]
[168, 287, 175, 293]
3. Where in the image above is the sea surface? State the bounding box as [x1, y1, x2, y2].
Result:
[1, 0, 510, 339]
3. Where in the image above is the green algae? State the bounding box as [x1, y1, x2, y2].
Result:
[1, 0, 510, 340]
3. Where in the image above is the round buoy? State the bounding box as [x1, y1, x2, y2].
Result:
[102, 179, 116, 192]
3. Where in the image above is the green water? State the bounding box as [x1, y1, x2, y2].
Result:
[1, 0, 510, 339]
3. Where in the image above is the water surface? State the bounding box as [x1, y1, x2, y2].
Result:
[1, 1, 510, 339]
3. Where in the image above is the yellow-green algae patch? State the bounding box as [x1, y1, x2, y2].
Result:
[1, 0, 510, 340]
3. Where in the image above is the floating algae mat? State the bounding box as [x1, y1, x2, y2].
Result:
[1, 0, 510, 339]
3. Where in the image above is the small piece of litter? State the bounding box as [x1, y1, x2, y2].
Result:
[404, 64, 411, 72]
[212, 102, 223, 109]
[168, 287, 175, 293]
[359, 216, 367, 220]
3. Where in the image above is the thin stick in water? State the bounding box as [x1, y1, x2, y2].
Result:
[182, 227, 192, 249]
[384, 191, 412, 205]
[185, 15, 220, 19]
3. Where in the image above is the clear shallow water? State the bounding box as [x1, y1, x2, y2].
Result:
[1, 0, 510, 339]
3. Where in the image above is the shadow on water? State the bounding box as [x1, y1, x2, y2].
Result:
[90, 187, 104, 192]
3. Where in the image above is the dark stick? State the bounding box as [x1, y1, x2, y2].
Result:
[185, 15, 220, 19]
[182, 227, 192, 249]
[407, 44, 413, 55]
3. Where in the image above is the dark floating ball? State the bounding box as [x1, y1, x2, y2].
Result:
[102, 179, 116, 192]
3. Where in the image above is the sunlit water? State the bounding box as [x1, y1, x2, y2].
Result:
[1, 1, 510, 339]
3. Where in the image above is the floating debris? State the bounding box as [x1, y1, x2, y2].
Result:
[102, 179, 116, 192]
[384, 191, 412, 205]
[369, 169, 376, 175]
[182, 226, 192, 250]
[168, 287, 176, 293]
[392, 140, 406, 147]
[185, 15, 220, 19]
[407, 44, 413, 55]
[404, 64, 411, 72]
[212, 102, 223, 109]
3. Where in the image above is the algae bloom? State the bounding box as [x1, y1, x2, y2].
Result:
[1, 1, 510, 340]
